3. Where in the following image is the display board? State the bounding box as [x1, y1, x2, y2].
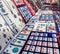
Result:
[18, 5, 32, 23]
[32, 14, 56, 33]
[3, 0, 25, 32]
[0, 14, 14, 54]
[0, 0, 18, 34]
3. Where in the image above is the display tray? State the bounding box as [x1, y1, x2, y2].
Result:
[20, 31, 60, 54]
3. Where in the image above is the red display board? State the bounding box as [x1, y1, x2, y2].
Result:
[26, 0, 38, 12]
[23, 0, 36, 16]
